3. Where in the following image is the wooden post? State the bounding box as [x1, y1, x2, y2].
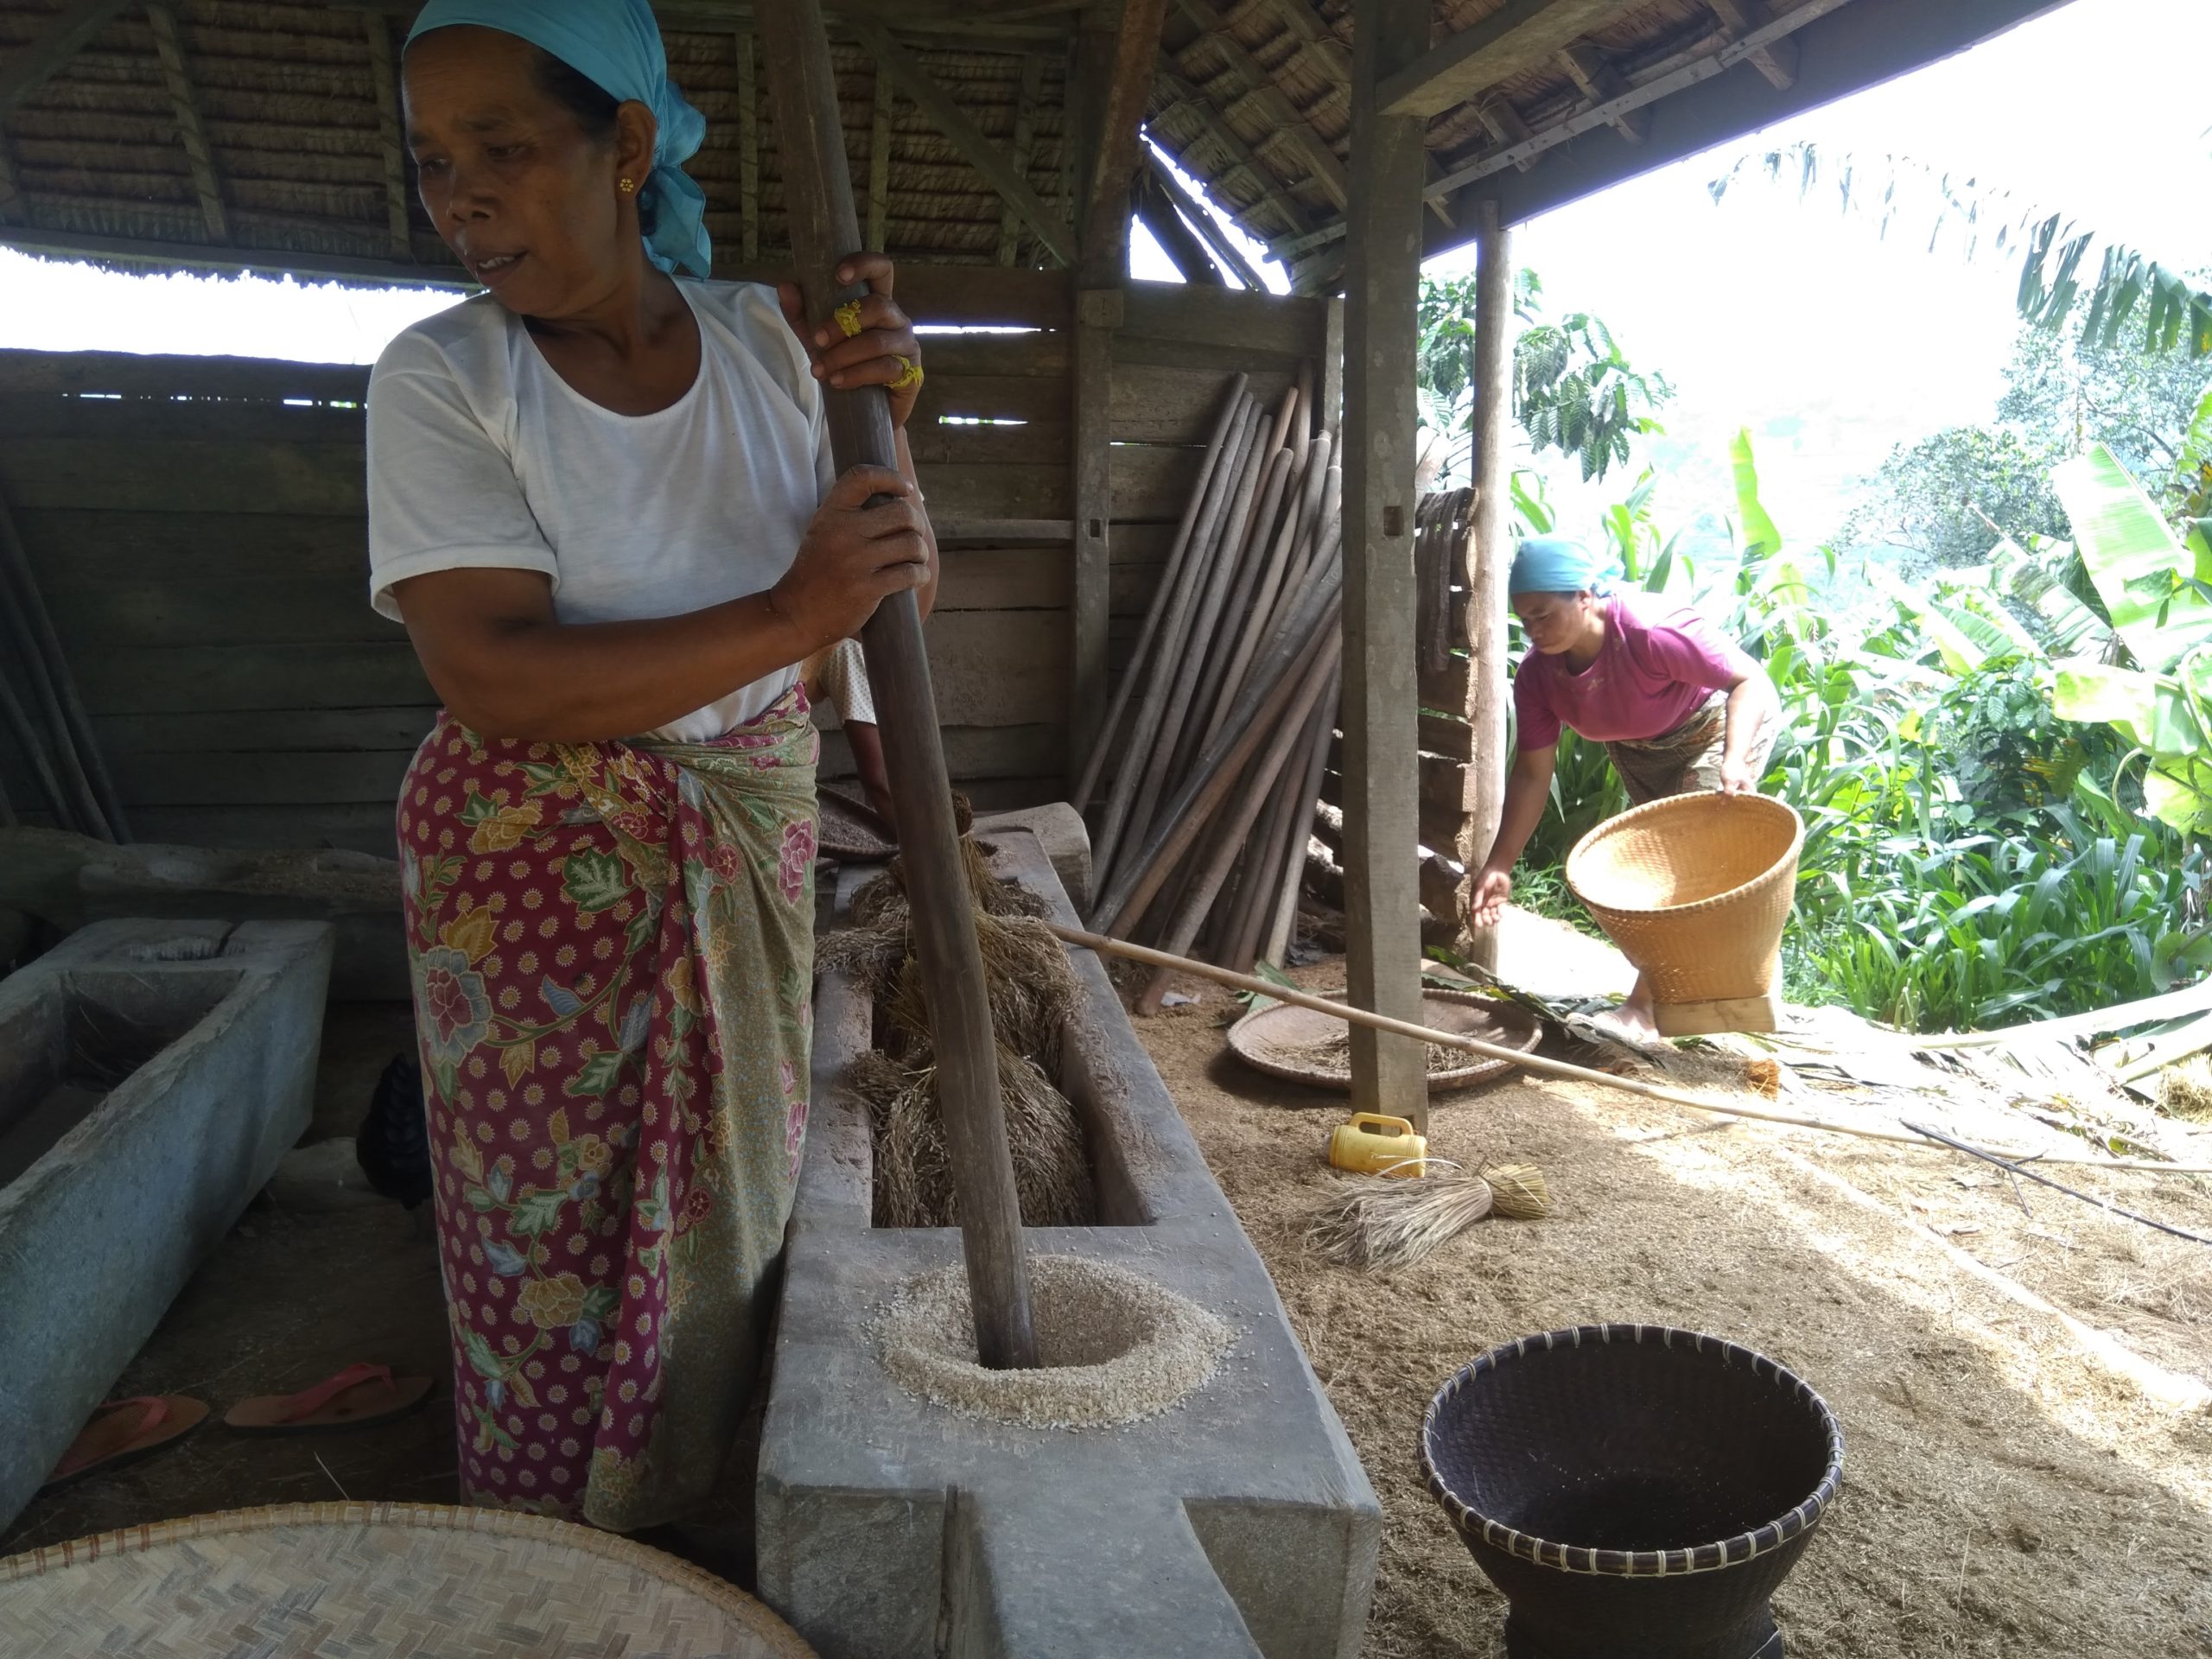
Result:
[1340, 0, 1430, 1133]
[758, 0, 1036, 1371]
[736, 28, 760, 260]
[1068, 0, 1164, 789]
[1461, 199, 1512, 973]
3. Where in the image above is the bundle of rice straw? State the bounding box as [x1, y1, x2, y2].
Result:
[1304, 1164, 1551, 1271]
[817, 798, 1094, 1229]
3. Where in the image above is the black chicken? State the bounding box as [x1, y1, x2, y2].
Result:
[357, 1053, 435, 1213]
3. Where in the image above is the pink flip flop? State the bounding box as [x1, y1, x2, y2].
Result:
[40, 1395, 208, 1493]
[223, 1363, 434, 1434]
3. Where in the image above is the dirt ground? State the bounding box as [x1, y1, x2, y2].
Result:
[12, 957, 2212, 1659]
[1143, 960, 2212, 1658]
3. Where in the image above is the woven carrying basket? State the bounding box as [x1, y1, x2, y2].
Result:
[0, 1500, 817, 1658]
[1565, 793, 1803, 1029]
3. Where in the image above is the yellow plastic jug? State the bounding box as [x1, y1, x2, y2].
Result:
[1326, 1113, 1429, 1179]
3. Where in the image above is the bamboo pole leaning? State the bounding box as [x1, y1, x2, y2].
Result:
[1090, 393, 1260, 887]
[0, 493, 118, 842]
[1070, 374, 1246, 817]
[1125, 396, 1285, 853]
[1096, 567, 1344, 934]
[1053, 925, 2212, 1178]
[1261, 667, 1343, 969]
[1135, 635, 1343, 1011]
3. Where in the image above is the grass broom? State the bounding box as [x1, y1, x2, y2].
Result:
[1305, 1161, 1552, 1271]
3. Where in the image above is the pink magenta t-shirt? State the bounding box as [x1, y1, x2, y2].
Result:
[1513, 594, 1739, 750]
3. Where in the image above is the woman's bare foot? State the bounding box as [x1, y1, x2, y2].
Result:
[1596, 976, 1662, 1044]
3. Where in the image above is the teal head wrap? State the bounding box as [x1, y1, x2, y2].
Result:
[1509, 537, 1619, 597]
[406, 0, 712, 280]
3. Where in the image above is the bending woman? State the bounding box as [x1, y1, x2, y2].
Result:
[1469, 537, 1781, 1039]
[368, 0, 936, 1530]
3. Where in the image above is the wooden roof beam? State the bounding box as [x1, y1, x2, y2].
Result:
[1425, 0, 1853, 199]
[0, 0, 135, 118]
[1379, 0, 1649, 120]
[1153, 58, 1319, 244]
[1557, 39, 1648, 143]
[1172, 0, 1350, 210]
[1471, 94, 1539, 172]
[997, 52, 1045, 264]
[362, 12, 412, 259]
[1079, 0, 1170, 276]
[145, 5, 229, 244]
[845, 19, 1077, 266]
[1255, 0, 1456, 227]
[1706, 0, 1799, 89]
[735, 28, 760, 259]
[866, 62, 894, 252]
[1145, 148, 1266, 289]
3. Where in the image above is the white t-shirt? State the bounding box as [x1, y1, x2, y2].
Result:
[366, 279, 834, 742]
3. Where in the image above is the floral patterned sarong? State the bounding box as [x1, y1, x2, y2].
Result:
[397, 686, 818, 1532]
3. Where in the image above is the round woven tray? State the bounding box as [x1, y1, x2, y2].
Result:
[1227, 989, 1542, 1092]
[0, 1501, 817, 1658]
[817, 785, 897, 861]
[1564, 792, 1804, 1007]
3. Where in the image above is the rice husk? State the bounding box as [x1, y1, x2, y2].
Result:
[2159, 1057, 2212, 1122]
[874, 1255, 1236, 1429]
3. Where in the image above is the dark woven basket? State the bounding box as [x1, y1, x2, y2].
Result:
[1421, 1325, 1844, 1659]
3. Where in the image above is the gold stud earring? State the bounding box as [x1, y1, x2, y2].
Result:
[619, 177, 637, 194]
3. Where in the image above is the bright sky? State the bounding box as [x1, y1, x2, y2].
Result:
[2, 0, 2205, 544]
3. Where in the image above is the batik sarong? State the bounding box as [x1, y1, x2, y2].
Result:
[397, 685, 818, 1532]
[1604, 685, 1778, 804]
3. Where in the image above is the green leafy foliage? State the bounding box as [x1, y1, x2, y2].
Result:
[1416, 269, 1672, 487]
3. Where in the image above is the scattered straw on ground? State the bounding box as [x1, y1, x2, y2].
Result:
[1138, 964, 2212, 1659]
[874, 1255, 1235, 1429]
[1279, 1031, 1471, 1078]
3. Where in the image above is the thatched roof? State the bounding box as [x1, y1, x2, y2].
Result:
[0, 0, 2055, 291]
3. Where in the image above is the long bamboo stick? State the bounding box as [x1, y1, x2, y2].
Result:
[761, 0, 1035, 1369]
[1070, 374, 1245, 815]
[1091, 396, 1259, 888]
[1257, 663, 1341, 969]
[1122, 397, 1278, 865]
[1195, 435, 1322, 754]
[1052, 925, 2212, 1175]
[1137, 636, 1342, 1010]
[0, 514, 111, 842]
[1098, 584, 1341, 933]
[1173, 443, 1295, 785]
[0, 668, 77, 831]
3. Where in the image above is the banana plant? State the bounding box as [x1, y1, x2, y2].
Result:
[2048, 442, 2212, 832]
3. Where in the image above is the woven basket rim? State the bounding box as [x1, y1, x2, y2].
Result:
[0, 1499, 817, 1654]
[1225, 988, 1542, 1091]
[1418, 1323, 1845, 1580]
[1565, 792, 1806, 923]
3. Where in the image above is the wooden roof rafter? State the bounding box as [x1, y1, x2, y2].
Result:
[845, 16, 1077, 267]
[143, 3, 229, 245]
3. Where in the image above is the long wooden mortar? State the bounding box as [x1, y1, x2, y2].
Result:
[760, 0, 1036, 1369]
[1048, 924, 2212, 1178]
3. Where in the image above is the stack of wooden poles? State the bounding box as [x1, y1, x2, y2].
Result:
[1075, 373, 1342, 1012]
[0, 488, 126, 841]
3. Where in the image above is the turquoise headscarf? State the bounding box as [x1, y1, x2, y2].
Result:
[1509, 537, 1620, 597]
[406, 0, 712, 279]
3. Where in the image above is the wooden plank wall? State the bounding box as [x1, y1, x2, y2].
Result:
[0, 270, 1332, 857]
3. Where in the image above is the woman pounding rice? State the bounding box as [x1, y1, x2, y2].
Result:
[1469, 537, 1781, 1039]
[368, 0, 936, 1529]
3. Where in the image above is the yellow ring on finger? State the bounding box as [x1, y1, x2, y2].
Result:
[832, 299, 866, 339]
[889, 357, 924, 391]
